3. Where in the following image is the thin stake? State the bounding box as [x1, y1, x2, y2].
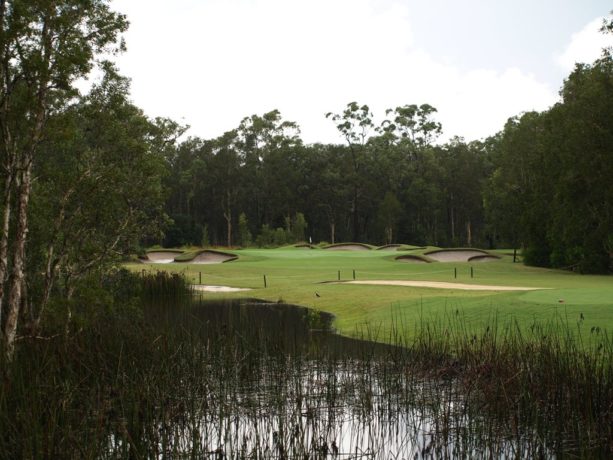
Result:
[454, 267, 457, 279]
[263, 275, 267, 288]
[338, 270, 341, 281]
[471, 266, 474, 278]
[353, 269, 356, 280]
[199, 271, 202, 284]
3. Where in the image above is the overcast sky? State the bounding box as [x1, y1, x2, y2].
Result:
[110, 0, 612, 144]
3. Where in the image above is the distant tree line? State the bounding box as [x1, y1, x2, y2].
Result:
[163, 105, 493, 251]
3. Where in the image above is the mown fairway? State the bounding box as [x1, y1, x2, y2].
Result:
[127, 246, 613, 339]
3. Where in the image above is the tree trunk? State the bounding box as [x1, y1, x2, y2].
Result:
[450, 206, 455, 243]
[466, 221, 472, 247]
[3, 161, 32, 359]
[352, 188, 359, 241]
[0, 173, 12, 328]
[224, 210, 232, 247]
[330, 221, 336, 245]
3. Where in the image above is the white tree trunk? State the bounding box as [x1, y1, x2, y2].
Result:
[4, 161, 32, 359]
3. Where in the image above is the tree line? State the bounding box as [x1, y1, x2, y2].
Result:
[0, 2, 611, 358]
[164, 104, 493, 251]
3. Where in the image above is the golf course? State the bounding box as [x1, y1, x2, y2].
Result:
[131, 244, 613, 341]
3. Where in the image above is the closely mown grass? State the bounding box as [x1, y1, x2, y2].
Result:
[129, 246, 613, 340]
[0, 270, 611, 458]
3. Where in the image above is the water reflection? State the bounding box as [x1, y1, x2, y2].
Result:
[127, 298, 559, 458]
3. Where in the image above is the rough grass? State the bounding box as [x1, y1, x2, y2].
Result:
[128, 247, 613, 341]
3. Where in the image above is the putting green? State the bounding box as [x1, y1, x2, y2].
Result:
[520, 287, 613, 305]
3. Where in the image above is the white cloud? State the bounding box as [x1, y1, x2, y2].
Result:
[556, 16, 613, 71]
[112, 0, 559, 144]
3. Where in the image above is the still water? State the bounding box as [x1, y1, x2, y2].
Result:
[120, 298, 558, 458]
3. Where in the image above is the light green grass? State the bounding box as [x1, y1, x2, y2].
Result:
[127, 247, 613, 340]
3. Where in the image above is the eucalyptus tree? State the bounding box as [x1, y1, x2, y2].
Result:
[326, 102, 375, 241]
[304, 143, 351, 243]
[209, 130, 242, 247]
[380, 104, 442, 148]
[436, 138, 490, 246]
[236, 110, 301, 230]
[0, 0, 128, 358]
[371, 104, 444, 244]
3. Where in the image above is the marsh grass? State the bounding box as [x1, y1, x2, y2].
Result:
[0, 274, 611, 458]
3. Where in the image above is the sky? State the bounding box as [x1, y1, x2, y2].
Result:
[109, 0, 612, 145]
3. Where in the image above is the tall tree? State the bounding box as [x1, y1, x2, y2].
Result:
[28, 68, 169, 329]
[326, 102, 374, 241]
[0, 0, 127, 358]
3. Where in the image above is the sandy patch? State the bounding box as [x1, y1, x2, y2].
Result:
[324, 244, 371, 251]
[189, 250, 237, 264]
[345, 280, 547, 291]
[193, 285, 251, 293]
[425, 250, 490, 262]
[377, 244, 402, 251]
[145, 251, 183, 263]
[396, 255, 430, 264]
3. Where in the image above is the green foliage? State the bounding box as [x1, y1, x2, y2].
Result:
[377, 192, 402, 244]
[273, 227, 288, 246]
[238, 213, 252, 247]
[292, 212, 308, 243]
[486, 52, 613, 273]
[256, 224, 275, 248]
[30, 68, 171, 297]
[201, 224, 211, 247]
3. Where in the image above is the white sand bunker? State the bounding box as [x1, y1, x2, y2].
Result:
[378, 244, 402, 251]
[396, 255, 430, 264]
[425, 250, 494, 262]
[193, 285, 251, 293]
[189, 250, 237, 264]
[346, 280, 547, 291]
[145, 251, 183, 263]
[324, 244, 371, 251]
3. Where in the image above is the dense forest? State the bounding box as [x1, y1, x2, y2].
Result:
[0, 1, 611, 357]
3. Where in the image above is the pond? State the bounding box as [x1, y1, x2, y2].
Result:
[120, 298, 564, 459]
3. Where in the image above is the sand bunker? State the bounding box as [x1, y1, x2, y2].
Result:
[324, 243, 371, 251]
[377, 244, 402, 251]
[345, 280, 547, 291]
[188, 250, 237, 264]
[396, 255, 430, 264]
[145, 251, 183, 263]
[425, 249, 492, 262]
[193, 285, 251, 293]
